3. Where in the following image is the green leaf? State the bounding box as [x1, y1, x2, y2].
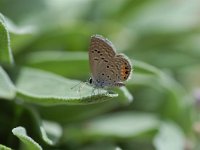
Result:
[153, 122, 185, 150]
[129, 59, 179, 97]
[0, 144, 13, 150]
[63, 112, 160, 141]
[36, 98, 120, 125]
[24, 51, 89, 78]
[16, 67, 117, 105]
[78, 142, 122, 150]
[0, 66, 15, 99]
[125, 0, 200, 32]
[115, 86, 133, 105]
[3, 16, 36, 35]
[129, 60, 193, 133]
[3, 16, 37, 55]
[12, 126, 42, 150]
[27, 107, 62, 145]
[84, 112, 159, 137]
[41, 120, 62, 145]
[0, 13, 14, 65]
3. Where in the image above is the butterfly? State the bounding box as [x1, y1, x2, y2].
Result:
[88, 35, 132, 88]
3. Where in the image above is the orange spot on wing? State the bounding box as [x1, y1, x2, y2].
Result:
[121, 64, 129, 80]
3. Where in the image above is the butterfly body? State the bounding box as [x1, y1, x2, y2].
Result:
[89, 77, 125, 88]
[89, 35, 132, 88]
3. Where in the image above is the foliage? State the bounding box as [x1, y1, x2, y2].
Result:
[0, 0, 200, 149]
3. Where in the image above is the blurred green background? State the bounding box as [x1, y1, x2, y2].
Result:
[0, 0, 200, 150]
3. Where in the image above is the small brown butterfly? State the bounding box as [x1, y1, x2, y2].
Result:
[88, 35, 132, 88]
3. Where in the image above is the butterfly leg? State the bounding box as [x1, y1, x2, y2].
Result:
[91, 87, 96, 96]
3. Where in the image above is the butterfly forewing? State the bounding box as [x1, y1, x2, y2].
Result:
[89, 35, 116, 80]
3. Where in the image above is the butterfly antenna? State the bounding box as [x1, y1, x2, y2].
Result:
[70, 81, 82, 90]
[71, 80, 89, 90]
[78, 81, 87, 94]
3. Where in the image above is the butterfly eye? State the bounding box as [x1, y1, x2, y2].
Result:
[89, 78, 93, 84]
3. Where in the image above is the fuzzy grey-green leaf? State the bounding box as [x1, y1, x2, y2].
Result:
[84, 112, 159, 137]
[0, 13, 14, 65]
[153, 122, 185, 150]
[28, 107, 62, 145]
[63, 112, 160, 141]
[0, 66, 15, 99]
[16, 67, 117, 105]
[12, 126, 42, 150]
[42, 121, 62, 145]
[25, 51, 89, 78]
[0, 144, 13, 150]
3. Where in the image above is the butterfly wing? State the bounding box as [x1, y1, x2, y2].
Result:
[115, 54, 132, 81]
[96, 54, 132, 87]
[89, 35, 116, 81]
[89, 35, 132, 87]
